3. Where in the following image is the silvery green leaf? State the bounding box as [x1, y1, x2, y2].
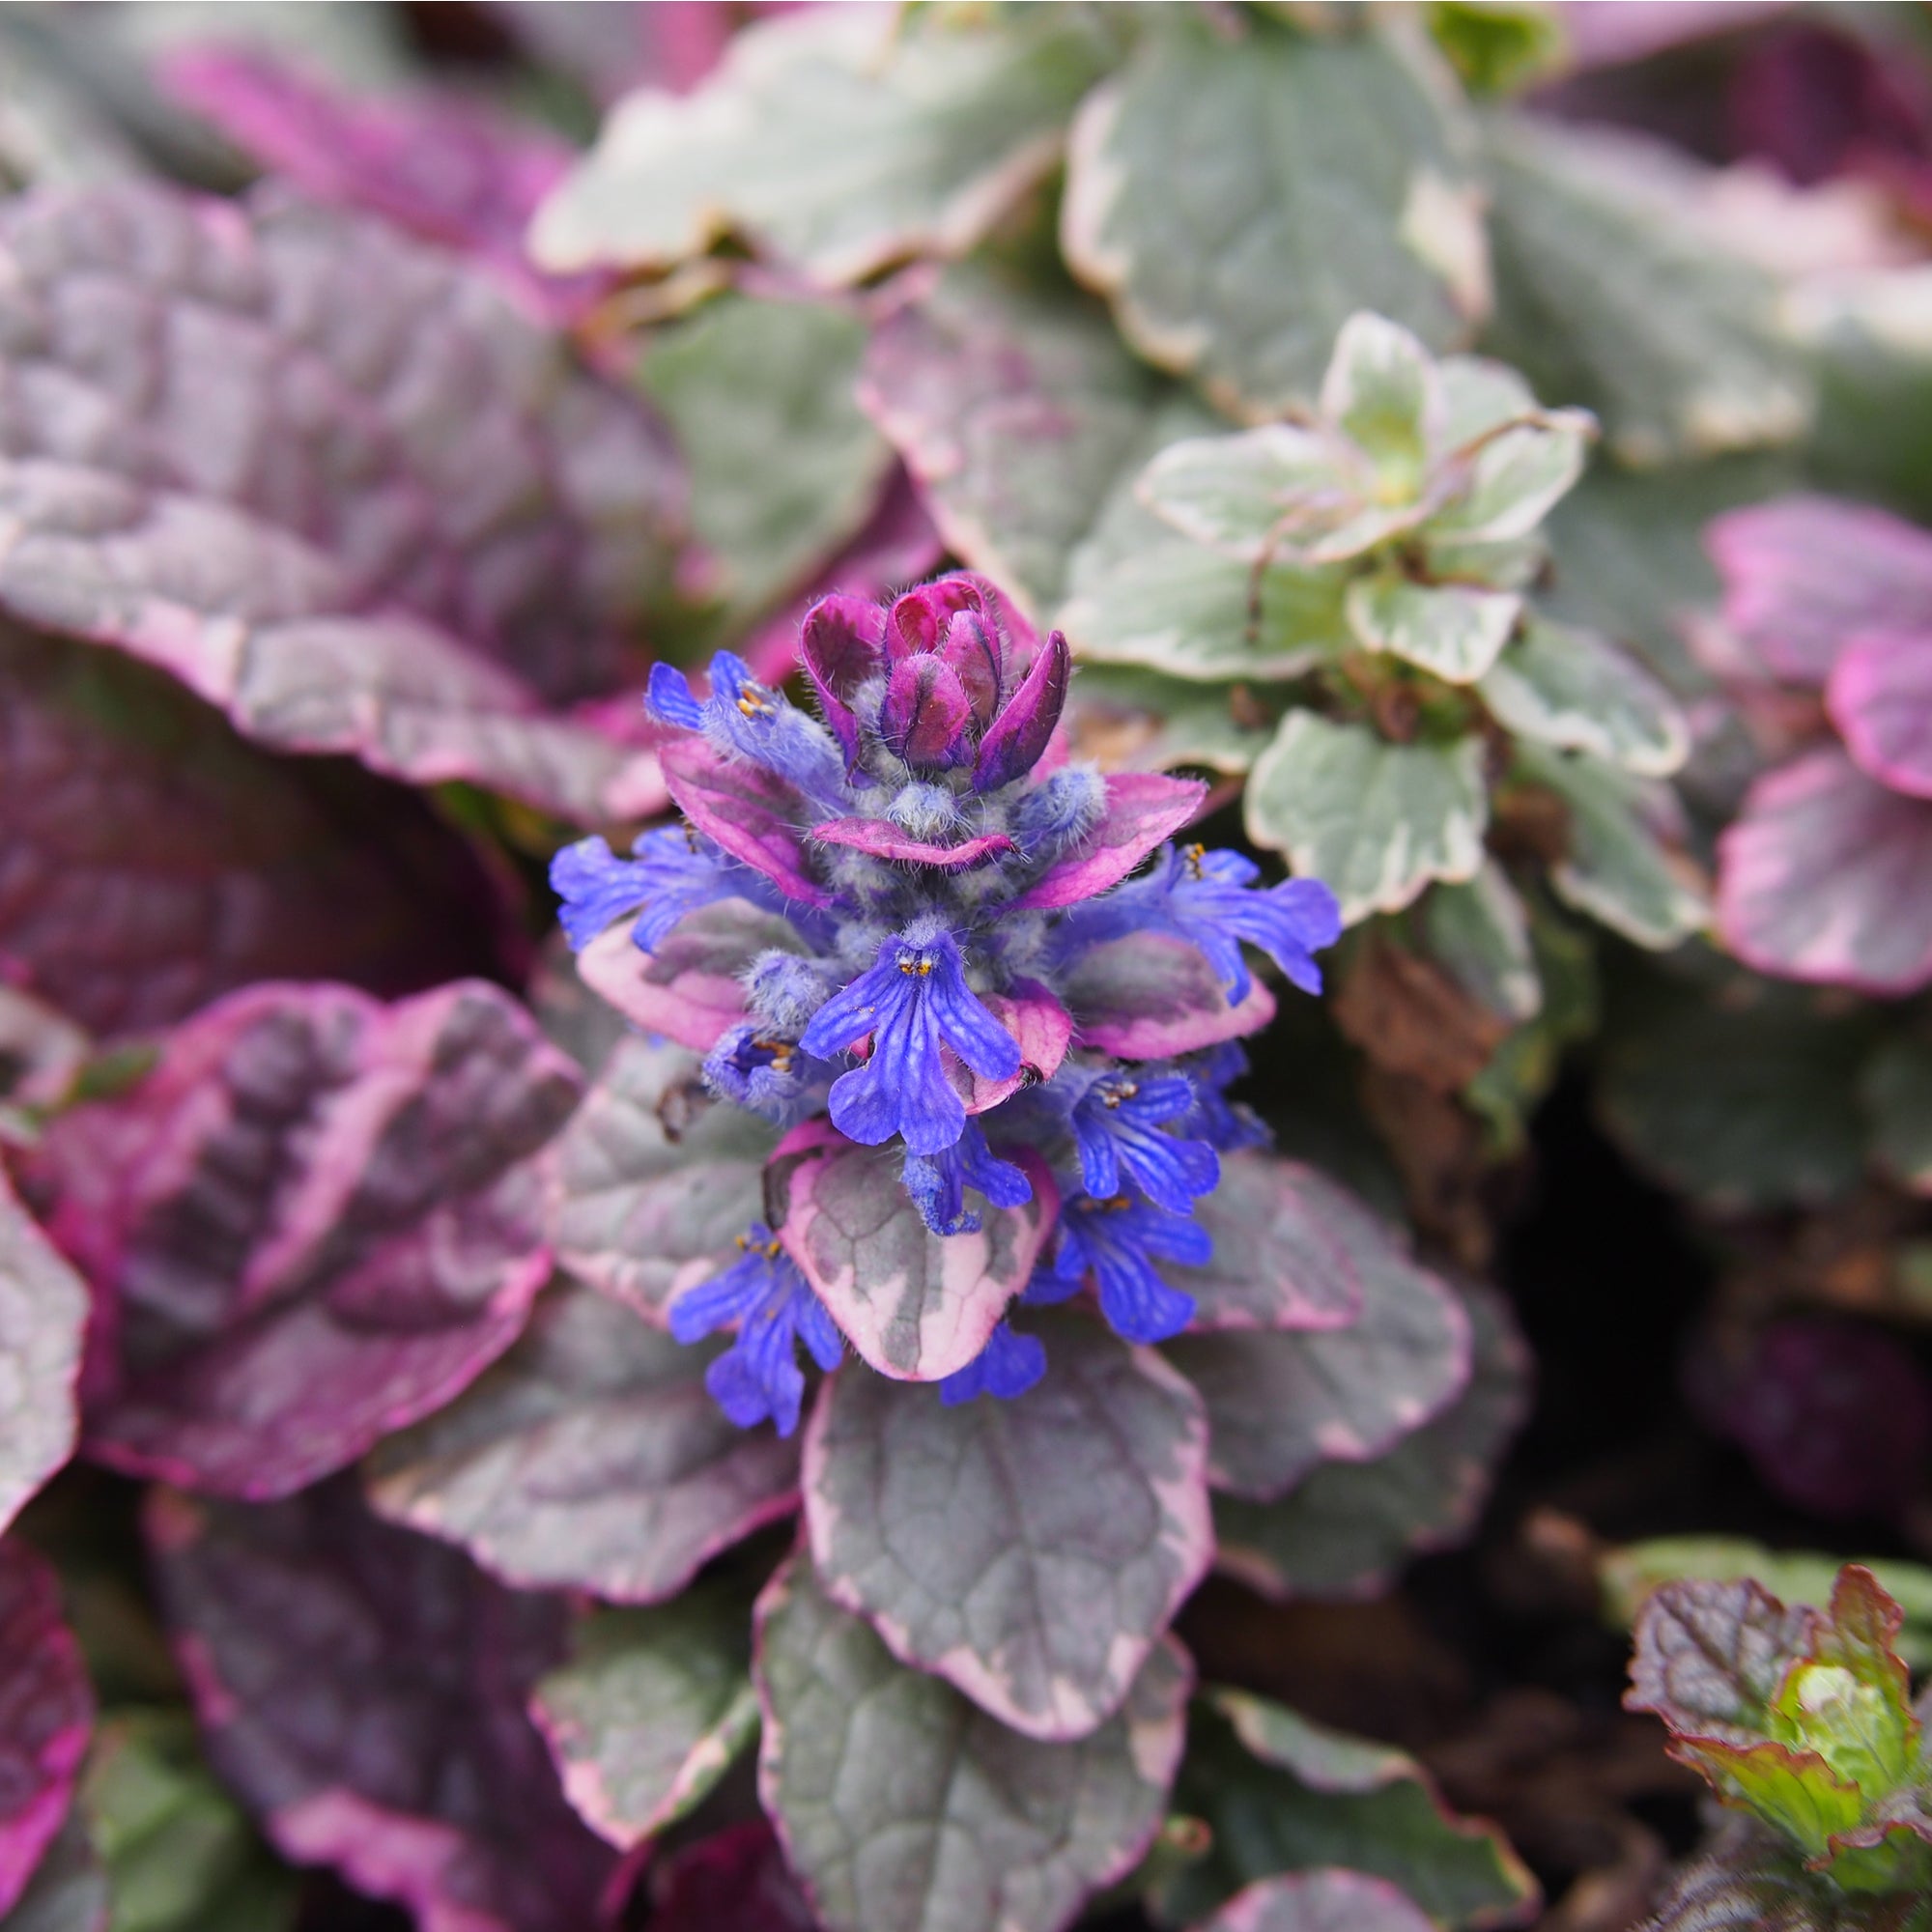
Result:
[531, 8, 1117, 283]
[1065, 667, 1276, 774]
[1428, 408, 1596, 545]
[1321, 313, 1439, 486]
[1516, 744, 1708, 948]
[1245, 715, 1488, 924]
[1421, 862, 1542, 1024]
[1480, 615, 1689, 777]
[1345, 576, 1521, 683]
[1137, 426, 1354, 563]
[1063, 14, 1484, 419]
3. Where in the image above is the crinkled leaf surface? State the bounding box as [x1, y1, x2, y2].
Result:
[33, 979, 580, 1497]
[0, 182, 678, 821]
[642, 296, 892, 620]
[0, 1172, 85, 1538]
[1164, 1213, 1471, 1503]
[0, 626, 509, 1035]
[1480, 118, 1812, 466]
[754, 1555, 1189, 1932]
[803, 1311, 1209, 1742]
[529, 1583, 757, 1851]
[770, 1122, 1056, 1383]
[0, 1538, 94, 1919]
[1477, 616, 1689, 777]
[550, 1036, 773, 1321]
[531, 7, 1116, 283]
[1157, 1690, 1537, 1931]
[1215, 1281, 1529, 1603]
[860, 267, 1161, 617]
[147, 1482, 619, 1932]
[79, 1709, 298, 1932]
[2, 1814, 108, 1932]
[365, 1278, 800, 1603]
[1185, 1869, 1439, 1932]
[1627, 1575, 1817, 1744]
[1063, 14, 1483, 419]
[1245, 716, 1488, 925]
[1718, 748, 1932, 995]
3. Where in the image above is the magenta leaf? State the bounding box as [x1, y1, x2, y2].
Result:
[1009, 772, 1207, 912]
[972, 630, 1072, 793]
[1827, 631, 1932, 799]
[1717, 746, 1932, 994]
[1165, 1216, 1471, 1502]
[660, 740, 832, 906]
[31, 980, 580, 1498]
[0, 1539, 93, 1919]
[952, 981, 1073, 1115]
[0, 627, 511, 1036]
[0, 1173, 85, 1540]
[810, 818, 1016, 869]
[366, 1280, 800, 1603]
[147, 1482, 620, 1932]
[880, 655, 974, 767]
[1706, 496, 1932, 687]
[804, 1310, 1210, 1741]
[0, 183, 679, 822]
[1062, 932, 1276, 1058]
[769, 1121, 1057, 1381]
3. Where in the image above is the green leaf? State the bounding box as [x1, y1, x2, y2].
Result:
[1478, 616, 1688, 776]
[1345, 576, 1521, 683]
[1136, 424, 1350, 563]
[80, 1710, 298, 1932]
[1063, 14, 1484, 419]
[1421, 863, 1541, 1025]
[1864, 1037, 1932, 1196]
[1323, 313, 1437, 490]
[640, 296, 891, 620]
[1153, 1690, 1539, 1928]
[1426, 2, 1566, 96]
[1511, 744, 1707, 948]
[1065, 667, 1276, 774]
[530, 1585, 757, 1850]
[1668, 1738, 1863, 1872]
[803, 1312, 1209, 1741]
[531, 7, 1118, 282]
[859, 265, 1162, 615]
[364, 1280, 801, 1602]
[1480, 115, 1813, 466]
[1214, 1281, 1530, 1602]
[754, 1556, 1190, 1932]
[1245, 715, 1488, 924]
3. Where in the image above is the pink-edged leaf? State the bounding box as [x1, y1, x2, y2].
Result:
[577, 900, 807, 1055]
[366, 1279, 799, 1603]
[0, 1540, 93, 1918]
[30, 980, 580, 1498]
[0, 1174, 86, 1539]
[646, 1821, 817, 1932]
[1165, 1218, 1472, 1503]
[1189, 1869, 1437, 1932]
[1168, 1151, 1364, 1334]
[1626, 1575, 1817, 1742]
[809, 818, 1016, 869]
[754, 1555, 1190, 1932]
[0, 183, 680, 822]
[805, 1309, 1209, 1741]
[660, 740, 832, 907]
[1063, 932, 1276, 1058]
[1706, 496, 1932, 687]
[972, 629, 1071, 793]
[1717, 746, 1932, 994]
[952, 980, 1073, 1115]
[550, 1037, 773, 1323]
[769, 1121, 1057, 1382]
[1827, 631, 1932, 799]
[4, 1813, 109, 1932]
[147, 1482, 620, 1932]
[1009, 772, 1207, 912]
[0, 625, 512, 1036]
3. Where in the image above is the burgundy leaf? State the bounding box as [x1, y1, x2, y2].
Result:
[1717, 746, 1932, 993]
[1062, 932, 1276, 1059]
[0, 1539, 93, 1919]
[1827, 631, 1932, 799]
[648, 1821, 817, 1932]
[1009, 771, 1207, 911]
[809, 819, 1016, 869]
[0, 625, 510, 1035]
[147, 1482, 621, 1932]
[799, 594, 887, 768]
[0, 1172, 86, 1538]
[887, 579, 985, 660]
[660, 740, 832, 907]
[941, 610, 1004, 728]
[30, 980, 580, 1498]
[880, 657, 974, 768]
[973, 630, 1070, 793]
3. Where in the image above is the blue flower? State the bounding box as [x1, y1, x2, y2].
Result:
[552, 826, 770, 953]
[1026, 1194, 1208, 1345]
[903, 1119, 1033, 1236]
[1179, 1043, 1270, 1153]
[668, 1226, 843, 1436]
[939, 1320, 1047, 1406]
[1059, 843, 1342, 1004]
[650, 654, 848, 810]
[701, 1026, 828, 1126]
[1068, 1071, 1220, 1215]
[799, 920, 1020, 1156]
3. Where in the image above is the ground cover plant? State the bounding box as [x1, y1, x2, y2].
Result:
[4, 2, 1932, 1929]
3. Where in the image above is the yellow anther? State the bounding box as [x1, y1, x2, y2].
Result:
[1183, 842, 1207, 880]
